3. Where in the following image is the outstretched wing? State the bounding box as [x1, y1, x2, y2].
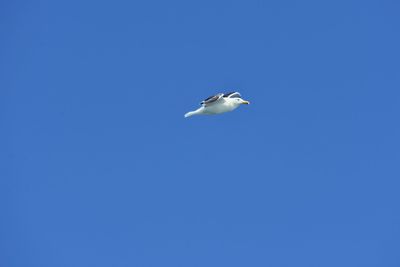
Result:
[201, 93, 224, 106]
[223, 92, 241, 98]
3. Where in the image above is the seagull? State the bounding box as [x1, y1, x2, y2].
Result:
[184, 91, 250, 118]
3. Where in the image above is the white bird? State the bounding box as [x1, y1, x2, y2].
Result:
[184, 92, 250, 118]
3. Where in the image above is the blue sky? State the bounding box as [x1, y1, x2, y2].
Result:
[2, 0, 400, 266]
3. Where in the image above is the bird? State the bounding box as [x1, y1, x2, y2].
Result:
[184, 91, 250, 118]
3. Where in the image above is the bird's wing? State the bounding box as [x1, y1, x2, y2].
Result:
[223, 91, 241, 98]
[200, 93, 224, 106]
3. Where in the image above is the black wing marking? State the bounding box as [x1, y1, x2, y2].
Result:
[201, 93, 224, 106]
[223, 92, 241, 98]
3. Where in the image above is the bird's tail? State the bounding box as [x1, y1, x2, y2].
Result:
[184, 111, 197, 118]
[184, 107, 204, 118]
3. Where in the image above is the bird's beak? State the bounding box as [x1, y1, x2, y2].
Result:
[241, 100, 250, 105]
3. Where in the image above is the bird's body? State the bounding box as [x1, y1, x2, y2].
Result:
[184, 92, 250, 118]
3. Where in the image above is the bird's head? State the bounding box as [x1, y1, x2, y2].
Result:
[233, 98, 250, 105]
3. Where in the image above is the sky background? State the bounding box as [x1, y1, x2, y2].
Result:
[1, 0, 400, 266]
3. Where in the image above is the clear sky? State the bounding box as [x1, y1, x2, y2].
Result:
[2, 0, 400, 266]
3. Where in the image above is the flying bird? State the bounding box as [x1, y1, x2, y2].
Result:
[184, 92, 250, 118]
